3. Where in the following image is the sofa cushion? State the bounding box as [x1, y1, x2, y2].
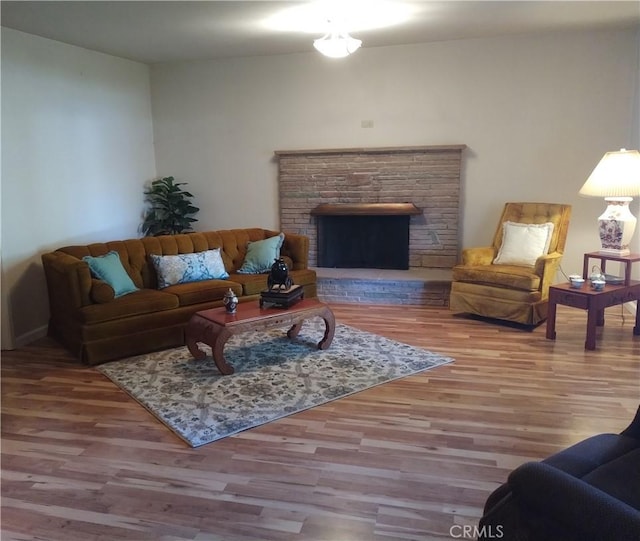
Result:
[162, 280, 243, 307]
[228, 273, 270, 296]
[544, 433, 640, 478]
[543, 432, 640, 510]
[237, 233, 284, 274]
[79, 289, 179, 324]
[505, 461, 640, 541]
[453, 264, 541, 291]
[581, 448, 640, 509]
[150, 248, 229, 288]
[83, 251, 139, 297]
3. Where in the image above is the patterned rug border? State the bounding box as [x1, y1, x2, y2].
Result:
[97, 321, 454, 447]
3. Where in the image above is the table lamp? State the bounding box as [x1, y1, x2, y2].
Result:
[579, 148, 640, 256]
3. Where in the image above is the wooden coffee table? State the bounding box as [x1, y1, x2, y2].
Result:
[185, 298, 335, 375]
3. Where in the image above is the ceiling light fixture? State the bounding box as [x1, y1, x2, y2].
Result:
[264, 1, 416, 58]
[313, 24, 362, 58]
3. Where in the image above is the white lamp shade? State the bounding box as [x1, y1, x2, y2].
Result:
[579, 149, 640, 197]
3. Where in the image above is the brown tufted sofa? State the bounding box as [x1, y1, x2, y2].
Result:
[42, 228, 317, 365]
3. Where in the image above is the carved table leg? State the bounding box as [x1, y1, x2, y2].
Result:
[186, 316, 235, 375]
[287, 320, 304, 339]
[317, 306, 335, 350]
[634, 302, 640, 336]
[185, 316, 208, 360]
[286, 306, 335, 349]
[211, 327, 235, 375]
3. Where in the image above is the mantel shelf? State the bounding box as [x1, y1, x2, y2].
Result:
[310, 203, 421, 216]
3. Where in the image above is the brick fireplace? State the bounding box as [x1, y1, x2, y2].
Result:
[274, 145, 465, 305]
[275, 145, 466, 270]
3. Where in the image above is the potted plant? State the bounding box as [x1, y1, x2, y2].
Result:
[141, 176, 200, 236]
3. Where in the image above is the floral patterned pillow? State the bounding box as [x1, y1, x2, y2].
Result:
[151, 248, 229, 289]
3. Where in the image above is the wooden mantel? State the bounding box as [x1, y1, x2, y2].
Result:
[275, 145, 466, 156]
[310, 203, 421, 216]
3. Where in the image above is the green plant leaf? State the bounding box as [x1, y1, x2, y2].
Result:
[141, 175, 200, 236]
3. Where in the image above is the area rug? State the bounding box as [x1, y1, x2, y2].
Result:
[97, 319, 454, 447]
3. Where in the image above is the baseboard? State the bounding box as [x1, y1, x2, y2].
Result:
[625, 301, 637, 315]
[13, 324, 48, 348]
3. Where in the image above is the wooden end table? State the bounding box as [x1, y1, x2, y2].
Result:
[185, 298, 335, 375]
[583, 252, 640, 286]
[546, 281, 640, 350]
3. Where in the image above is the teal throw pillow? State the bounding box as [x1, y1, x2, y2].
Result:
[83, 251, 138, 298]
[237, 233, 285, 274]
[150, 248, 229, 289]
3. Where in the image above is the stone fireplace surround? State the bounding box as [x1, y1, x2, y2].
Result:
[275, 145, 465, 305]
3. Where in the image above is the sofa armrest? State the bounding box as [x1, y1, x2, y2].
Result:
[622, 406, 640, 439]
[508, 461, 640, 541]
[42, 251, 94, 310]
[534, 252, 563, 296]
[90, 278, 116, 303]
[460, 246, 495, 266]
[281, 233, 310, 270]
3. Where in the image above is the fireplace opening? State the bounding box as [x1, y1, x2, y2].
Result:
[311, 203, 421, 270]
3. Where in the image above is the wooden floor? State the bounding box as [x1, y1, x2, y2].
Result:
[2, 304, 639, 541]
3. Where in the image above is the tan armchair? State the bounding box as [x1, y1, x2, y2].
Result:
[450, 202, 572, 326]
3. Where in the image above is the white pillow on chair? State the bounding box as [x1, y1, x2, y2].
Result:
[493, 221, 555, 266]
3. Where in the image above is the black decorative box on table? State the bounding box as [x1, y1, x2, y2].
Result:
[259, 284, 304, 308]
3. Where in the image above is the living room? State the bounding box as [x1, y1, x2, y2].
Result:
[1, 1, 639, 539]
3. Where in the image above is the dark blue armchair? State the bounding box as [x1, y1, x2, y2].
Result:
[478, 407, 640, 541]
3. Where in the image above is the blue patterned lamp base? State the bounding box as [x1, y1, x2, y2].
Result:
[597, 198, 637, 256]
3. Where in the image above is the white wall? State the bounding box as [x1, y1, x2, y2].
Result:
[1, 29, 156, 347]
[1, 26, 638, 347]
[151, 27, 639, 279]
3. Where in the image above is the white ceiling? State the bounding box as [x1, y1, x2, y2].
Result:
[2, 1, 639, 64]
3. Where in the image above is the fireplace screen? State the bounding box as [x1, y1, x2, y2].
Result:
[316, 214, 411, 269]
